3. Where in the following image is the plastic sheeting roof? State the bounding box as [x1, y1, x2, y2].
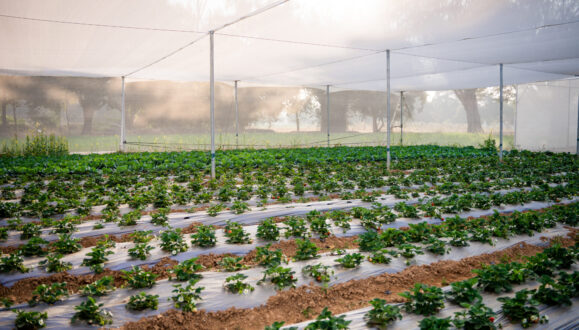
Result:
[0, 0, 578, 91]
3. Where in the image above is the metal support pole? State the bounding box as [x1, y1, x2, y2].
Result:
[386, 50, 391, 170]
[576, 95, 579, 155]
[400, 91, 403, 146]
[499, 63, 503, 162]
[210, 31, 216, 179]
[326, 85, 330, 148]
[234, 80, 239, 149]
[120, 76, 126, 152]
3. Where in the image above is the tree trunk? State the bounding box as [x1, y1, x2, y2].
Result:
[454, 89, 483, 133]
[81, 106, 95, 135]
[295, 111, 300, 132]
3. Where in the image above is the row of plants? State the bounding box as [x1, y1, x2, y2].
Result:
[1, 147, 575, 220]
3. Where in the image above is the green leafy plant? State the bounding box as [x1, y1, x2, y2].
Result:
[498, 289, 548, 328]
[224, 220, 252, 244]
[40, 253, 72, 273]
[265, 321, 297, 330]
[399, 283, 445, 316]
[71, 296, 113, 326]
[130, 230, 154, 243]
[419, 316, 452, 330]
[365, 298, 403, 327]
[126, 292, 159, 311]
[309, 216, 332, 240]
[81, 246, 113, 274]
[426, 237, 449, 255]
[81, 276, 115, 296]
[335, 253, 364, 268]
[0, 252, 28, 273]
[445, 278, 482, 305]
[52, 234, 82, 254]
[170, 279, 205, 312]
[128, 242, 154, 260]
[257, 218, 281, 241]
[224, 273, 255, 294]
[357, 230, 384, 252]
[396, 243, 424, 265]
[20, 223, 42, 240]
[303, 263, 334, 283]
[20, 237, 48, 257]
[255, 244, 286, 268]
[231, 200, 250, 214]
[169, 257, 204, 281]
[304, 307, 351, 329]
[532, 275, 573, 306]
[190, 224, 217, 247]
[283, 216, 309, 239]
[474, 263, 514, 293]
[150, 208, 170, 226]
[452, 302, 496, 330]
[258, 265, 297, 290]
[218, 256, 248, 272]
[294, 238, 319, 260]
[122, 265, 158, 289]
[28, 282, 69, 306]
[367, 249, 393, 264]
[13, 310, 48, 330]
[160, 228, 188, 255]
[207, 203, 225, 217]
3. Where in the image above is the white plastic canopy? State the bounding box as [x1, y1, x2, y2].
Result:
[0, 0, 578, 91]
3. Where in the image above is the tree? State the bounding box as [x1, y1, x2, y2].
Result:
[454, 86, 517, 133]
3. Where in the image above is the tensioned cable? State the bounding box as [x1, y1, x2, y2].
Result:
[0, 13, 205, 33]
[124, 0, 290, 77]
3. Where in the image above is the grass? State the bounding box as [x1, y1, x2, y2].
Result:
[1, 132, 514, 154]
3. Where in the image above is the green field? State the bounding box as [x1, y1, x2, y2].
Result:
[26, 132, 513, 153]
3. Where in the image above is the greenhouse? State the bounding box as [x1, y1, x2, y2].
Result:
[0, 0, 578, 329]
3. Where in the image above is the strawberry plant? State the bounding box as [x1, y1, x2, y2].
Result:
[258, 265, 297, 290]
[379, 228, 408, 247]
[257, 218, 281, 241]
[51, 218, 77, 234]
[532, 275, 573, 306]
[126, 292, 159, 311]
[52, 234, 81, 254]
[303, 263, 334, 283]
[71, 296, 113, 326]
[399, 283, 445, 316]
[426, 237, 449, 255]
[150, 207, 170, 226]
[394, 202, 419, 218]
[13, 310, 48, 330]
[542, 243, 577, 269]
[40, 253, 72, 272]
[498, 289, 548, 328]
[219, 256, 248, 272]
[81, 276, 115, 296]
[367, 249, 393, 264]
[231, 200, 250, 214]
[445, 278, 482, 305]
[119, 209, 141, 226]
[128, 243, 154, 260]
[474, 263, 515, 293]
[0, 227, 7, 240]
[169, 257, 204, 281]
[558, 271, 579, 297]
[130, 230, 154, 243]
[396, 243, 424, 264]
[20, 237, 48, 257]
[304, 307, 351, 329]
[28, 282, 69, 306]
[190, 224, 217, 247]
[419, 316, 452, 330]
[294, 238, 319, 260]
[309, 216, 332, 240]
[160, 228, 188, 255]
[224, 273, 255, 294]
[452, 302, 496, 330]
[122, 265, 158, 289]
[335, 253, 364, 268]
[170, 279, 205, 312]
[81, 246, 113, 273]
[20, 223, 41, 239]
[329, 210, 351, 232]
[255, 244, 286, 267]
[447, 230, 470, 247]
[0, 252, 28, 273]
[365, 298, 402, 327]
[207, 203, 225, 216]
[224, 221, 252, 244]
[524, 253, 560, 276]
[283, 216, 309, 239]
[357, 230, 384, 252]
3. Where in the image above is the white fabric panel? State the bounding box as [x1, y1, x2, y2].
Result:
[515, 78, 579, 153]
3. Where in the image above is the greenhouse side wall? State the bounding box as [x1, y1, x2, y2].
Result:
[515, 78, 579, 154]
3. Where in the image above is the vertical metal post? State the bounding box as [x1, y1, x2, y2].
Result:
[499, 63, 503, 161]
[386, 50, 391, 170]
[513, 85, 518, 148]
[234, 80, 239, 149]
[120, 76, 126, 152]
[210, 31, 216, 179]
[326, 85, 330, 148]
[400, 91, 403, 146]
[576, 95, 579, 155]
